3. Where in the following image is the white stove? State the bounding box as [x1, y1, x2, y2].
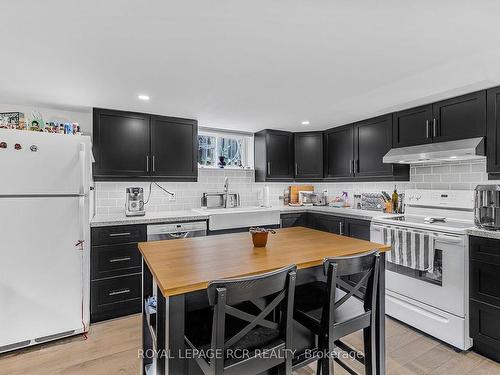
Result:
[379, 215, 474, 234]
[371, 190, 474, 350]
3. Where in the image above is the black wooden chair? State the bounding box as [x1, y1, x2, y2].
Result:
[184, 265, 297, 375]
[293, 250, 380, 375]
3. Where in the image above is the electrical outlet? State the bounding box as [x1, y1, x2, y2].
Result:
[169, 192, 176, 201]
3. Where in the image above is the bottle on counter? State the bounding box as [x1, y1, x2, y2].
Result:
[392, 185, 399, 213]
[262, 185, 270, 208]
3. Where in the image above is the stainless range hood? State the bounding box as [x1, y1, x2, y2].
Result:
[383, 137, 485, 164]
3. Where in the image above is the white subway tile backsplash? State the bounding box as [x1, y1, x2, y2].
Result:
[471, 162, 486, 172]
[440, 174, 460, 182]
[450, 164, 471, 173]
[431, 165, 450, 174]
[460, 173, 483, 183]
[415, 166, 432, 174]
[93, 160, 500, 213]
[423, 174, 441, 182]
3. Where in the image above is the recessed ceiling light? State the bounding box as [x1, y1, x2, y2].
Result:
[301, 120, 310, 125]
[449, 156, 457, 159]
[138, 95, 150, 101]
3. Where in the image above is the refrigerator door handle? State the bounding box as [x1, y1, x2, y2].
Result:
[77, 196, 85, 250]
[79, 143, 87, 196]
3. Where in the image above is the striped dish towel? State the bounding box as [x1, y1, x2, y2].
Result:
[382, 227, 435, 272]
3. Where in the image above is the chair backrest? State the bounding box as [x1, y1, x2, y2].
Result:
[323, 250, 380, 323]
[206, 265, 297, 372]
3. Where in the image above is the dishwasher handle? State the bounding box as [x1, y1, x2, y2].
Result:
[166, 231, 189, 239]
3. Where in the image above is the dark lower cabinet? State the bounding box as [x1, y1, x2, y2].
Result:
[280, 212, 307, 228]
[281, 212, 371, 241]
[308, 213, 344, 235]
[254, 129, 294, 182]
[91, 225, 147, 323]
[294, 132, 323, 180]
[345, 218, 371, 241]
[90, 274, 142, 323]
[469, 236, 500, 362]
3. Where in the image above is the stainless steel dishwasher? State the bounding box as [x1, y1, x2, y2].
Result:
[147, 221, 207, 241]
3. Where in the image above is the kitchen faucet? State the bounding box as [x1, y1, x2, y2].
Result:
[223, 177, 229, 208]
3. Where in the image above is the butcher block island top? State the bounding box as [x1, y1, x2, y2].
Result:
[138, 226, 390, 297]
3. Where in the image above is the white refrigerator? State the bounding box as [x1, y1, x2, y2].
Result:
[0, 129, 92, 353]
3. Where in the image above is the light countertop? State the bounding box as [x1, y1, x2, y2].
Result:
[91, 205, 389, 227]
[280, 205, 393, 220]
[91, 210, 209, 227]
[467, 227, 500, 240]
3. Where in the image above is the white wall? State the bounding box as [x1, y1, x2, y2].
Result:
[0, 103, 92, 135]
[94, 159, 498, 215]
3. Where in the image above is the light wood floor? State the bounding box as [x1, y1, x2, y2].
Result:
[0, 315, 499, 375]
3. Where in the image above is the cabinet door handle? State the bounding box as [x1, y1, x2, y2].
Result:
[339, 222, 344, 236]
[267, 162, 271, 175]
[425, 120, 430, 138]
[349, 160, 353, 174]
[433, 118, 437, 137]
[356, 159, 359, 173]
[295, 163, 298, 176]
[146, 155, 149, 173]
[109, 288, 131, 296]
[152, 155, 155, 172]
[109, 232, 131, 237]
[109, 257, 132, 263]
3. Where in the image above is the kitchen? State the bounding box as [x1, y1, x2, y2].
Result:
[2, 1, 500, 375]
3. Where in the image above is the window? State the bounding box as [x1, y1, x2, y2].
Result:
[198, 129, 253, 169]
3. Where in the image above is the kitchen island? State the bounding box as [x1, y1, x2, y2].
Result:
[138, 226, 390, 374]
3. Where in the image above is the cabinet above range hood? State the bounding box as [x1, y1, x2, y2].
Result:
[383, 137, 485, 164]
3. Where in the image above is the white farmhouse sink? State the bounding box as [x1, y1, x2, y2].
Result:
[192, 206, 281, 231]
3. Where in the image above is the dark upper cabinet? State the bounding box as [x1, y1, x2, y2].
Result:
[487, 86, 500, 176]
[324, 117, 408, 181]
[93, 108, 197, 181]
[324, 125, 354, 179]
[432, 91, 486, 143]
[294, 132, 323, 179]
[150, 115, 197, 181]
[354, 114, 393, 178]
[93, 108, 150, 179]
[254, 129, 294, 181]
[392, 105, 433, 147]
[393, 91, 486, 148]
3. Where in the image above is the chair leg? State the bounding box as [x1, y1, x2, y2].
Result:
[363, 326, 375, 375]
[316, 335, 323, 375]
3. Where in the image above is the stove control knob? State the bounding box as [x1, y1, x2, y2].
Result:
[30, 145, 38, 152]
[14, 143, 22, 150]
[0, 142, 6, 149]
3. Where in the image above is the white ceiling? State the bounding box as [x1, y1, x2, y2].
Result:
[2, 0, 500, 132]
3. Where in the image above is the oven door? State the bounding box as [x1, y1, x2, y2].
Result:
[371, 224, 467, 317]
